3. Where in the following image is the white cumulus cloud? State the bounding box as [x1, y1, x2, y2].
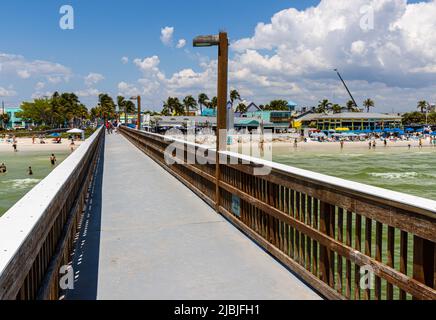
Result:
[0, 86, 17, 97]
[176, 39, 186, 49]
[160, 26, 174, 46]
[84, 73, 105, 86]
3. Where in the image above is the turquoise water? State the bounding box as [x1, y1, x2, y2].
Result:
[0, 151, 69, 216]
[272, 146, 436, 201]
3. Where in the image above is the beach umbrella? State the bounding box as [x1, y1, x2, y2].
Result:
[335, 127, 350, 132]
[431, 132, 436, 136]
[67, 128, 84, 134]
[50, 133, 61, 137]
[405, 127, 414, 132]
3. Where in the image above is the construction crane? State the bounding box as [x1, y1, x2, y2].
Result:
[334, 69, 359, 110]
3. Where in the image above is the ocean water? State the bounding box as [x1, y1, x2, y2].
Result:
[0, 151, 70, 216]
[272, 146, 436, 201]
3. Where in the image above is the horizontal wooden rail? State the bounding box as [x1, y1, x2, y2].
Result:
[120, 126, 436, 300]
[0, 127, 104, 300]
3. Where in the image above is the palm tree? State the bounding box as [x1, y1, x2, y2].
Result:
[124, 101, 136, 123]
[316, 99, 332, 114]
[117, 96, 126, 123]
[162, 97, 184, 116]
[198, 93, 209, 114]
[346, 100, 358, 112]
[229, 89, 241, 110]
[332, 104, 342, 114]
[0, 112, 10, 129]
[98, 93, 116, 123]
[363, 98, 375, 113]
[417, 100, 429, 113]
[235, 103, 248, 114]
[183, 95, 198, 115]
[209, 96, 218, 109]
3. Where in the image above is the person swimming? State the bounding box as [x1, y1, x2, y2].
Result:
[28, 166, 33, 176]
[50, 154, 57, 166]
[0, 163, 6, 173]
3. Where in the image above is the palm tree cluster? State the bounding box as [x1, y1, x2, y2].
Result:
[314, 98, 372, 114]
[116, 96, 136, 124]
[160, 89, 244, 116]
[17, 92, 89, 128]
[89, 94, 116, 123]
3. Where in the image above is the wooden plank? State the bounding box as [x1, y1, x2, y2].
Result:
[337, 208, 344, 295]
[354, 214, 362, 300]
[413, 236, 436, 298]
[399, 231, 408, 300]
[319, 202, 331, 284]
[345, 211, 352, 299]
[387, 226, 395, 300]
[375, 221, 383, 300]
[363, 217, 372, 300]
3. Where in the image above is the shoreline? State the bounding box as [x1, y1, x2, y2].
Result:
[0, 137, 83, 153]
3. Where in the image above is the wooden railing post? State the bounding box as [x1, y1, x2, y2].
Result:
[413, 236, 436, 298]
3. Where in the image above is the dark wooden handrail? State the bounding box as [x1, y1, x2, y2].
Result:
[120, 126, 436, 300]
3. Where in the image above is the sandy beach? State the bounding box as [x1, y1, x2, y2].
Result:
[269, 138, 435, 152]
[0, 137, 83, 153]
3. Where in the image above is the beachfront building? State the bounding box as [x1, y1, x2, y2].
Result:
[297, 112, 402, 131]
[150, 115, 278, 133]
[0, 107, 26, 129]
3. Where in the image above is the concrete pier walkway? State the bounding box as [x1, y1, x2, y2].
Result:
[67, 133, 321, 300]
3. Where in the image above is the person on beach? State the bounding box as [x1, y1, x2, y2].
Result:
[0, 163, 6, 173]
[408, 143, 411, 150]
[294, 139, 298, 148]
[12, 141, 17, 152]
[368, 141, 372, 149]
[50, 154, 57, 166]
[340, 140, 344, 149]
[419, 138, 423, 149]
[70, 140, 75, 152]
[372, 141, 376, 149]
[28, 166, 33, 176]
[32, 135, 36, 144]
[384, 139, 387, 147]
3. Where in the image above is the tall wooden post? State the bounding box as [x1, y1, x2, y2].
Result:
[215, 32, 228, 212]
[137, 96, 142, 130]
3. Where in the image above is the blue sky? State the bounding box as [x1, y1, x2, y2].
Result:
[0, 0, 435, 111]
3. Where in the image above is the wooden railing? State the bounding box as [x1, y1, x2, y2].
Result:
[0, 127, 104, 300]
[120, 126, 436, 300]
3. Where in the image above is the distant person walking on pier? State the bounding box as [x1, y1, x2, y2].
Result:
[50, 154, 57, 166]
[106, 121, 112, 134]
